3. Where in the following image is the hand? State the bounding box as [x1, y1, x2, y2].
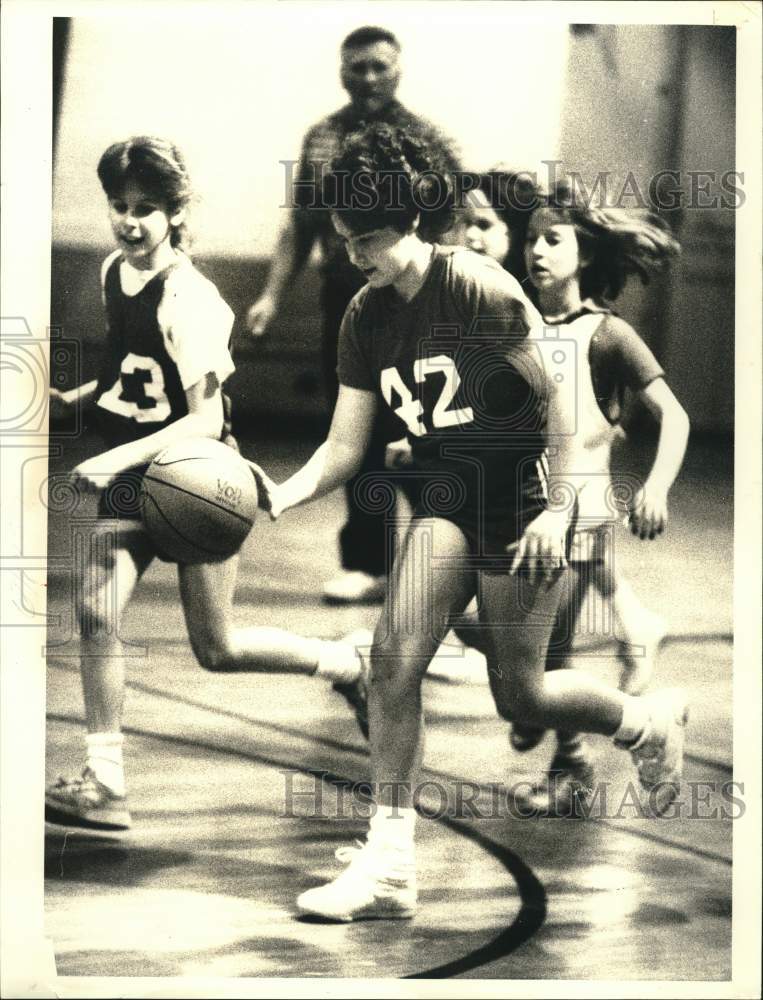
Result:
[245, 294, 277, 338]
[385, 437, 414, 470]
[247, 460, 283, 520]
[70, 455, 117, 494]
[49, 387, 73, 422]
[628, 483, 668, 539]
[509, 509, 569, 584]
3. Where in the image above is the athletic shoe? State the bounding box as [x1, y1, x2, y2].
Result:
[322, 571, 386, 605]
[515, 751, 596, 818]
[617, 611, 667, 696]
[332, 652, 370, 739]
[625, 688, 689, 816]
[509, 722, 547, 752]
[45, 767, 131, 831]
[296, 841, 417, 922]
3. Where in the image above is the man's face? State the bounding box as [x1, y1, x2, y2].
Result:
[340, 41, 401, 115]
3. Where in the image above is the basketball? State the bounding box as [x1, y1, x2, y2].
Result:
[140, 438, 258, 563]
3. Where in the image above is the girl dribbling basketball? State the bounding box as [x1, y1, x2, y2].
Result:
[251, 123, 691, 922]
[46, 137, 368, 831]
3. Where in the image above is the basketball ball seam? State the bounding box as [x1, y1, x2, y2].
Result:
[141, 474, 254, 527]
[151, 455, 223, 467]
[142, 493, 233, 559]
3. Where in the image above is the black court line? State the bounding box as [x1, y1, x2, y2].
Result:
[47, 664, 733, 868]
[404, 813, 546, 979]
[46, 712, 537, 980]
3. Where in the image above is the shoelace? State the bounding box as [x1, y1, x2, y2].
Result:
[332, 841, 414, 894]
[53, 768, 101, 791]
[54, 773, 88, 790]
[334, 839, 366, 866]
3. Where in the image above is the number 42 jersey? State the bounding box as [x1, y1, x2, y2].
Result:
[94, 250, 235, 447]
[337, 246, 556, 546]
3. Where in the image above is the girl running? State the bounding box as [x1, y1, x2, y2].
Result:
[515, 184, 690, 812]
[251, 123, 690, 921]
[45, 137, 371, 832]
[456, 174, 689, 813]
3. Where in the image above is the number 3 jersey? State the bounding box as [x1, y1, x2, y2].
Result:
[337, 246, 550, 548]
[94, 250, 235, 447]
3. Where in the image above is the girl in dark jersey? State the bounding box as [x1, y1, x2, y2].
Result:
[251, 124, 690, 922]
[45, 137, 371, 832]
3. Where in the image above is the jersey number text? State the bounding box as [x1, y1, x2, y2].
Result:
[380, 355, 474, 437]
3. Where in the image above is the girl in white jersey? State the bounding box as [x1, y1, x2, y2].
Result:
[250, 124, 691, 922]
[45, 137, 378, 832]
[453, 174, 689, 813]
[513, 184, 690, 814]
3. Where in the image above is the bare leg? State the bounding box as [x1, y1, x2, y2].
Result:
[45, 521, 154, 828]
[295, 517, 475, 922]
[480, 568, 626, 734]
[78, 521, 155, 733]
[368, 518, 475, 809]
[592, 547, 665, 694]
[178, 556, 347, 676]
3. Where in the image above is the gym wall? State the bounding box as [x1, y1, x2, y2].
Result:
[51, 14, 735, 435]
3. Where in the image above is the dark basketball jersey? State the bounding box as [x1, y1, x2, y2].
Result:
[94, 251, 235, 518]
[338, 246, 550, 547]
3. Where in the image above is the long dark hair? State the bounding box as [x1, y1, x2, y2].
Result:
[530, 182, 681, 302]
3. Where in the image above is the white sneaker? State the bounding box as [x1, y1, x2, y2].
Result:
[296, 841, 417, 922]
[627, 688, 689, 816]
[322, 571, 386, 605]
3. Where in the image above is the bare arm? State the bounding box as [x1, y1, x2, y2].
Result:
[49, 379, 99, 420]
[70, 371, 224, 491]
[58, 379, 99, 405]
[251, 386, 377, 518]
[246, 212, 315, 336]
[629, 377, 690, 538]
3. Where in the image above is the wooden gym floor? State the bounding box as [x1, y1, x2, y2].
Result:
[43, 431, 736, 987]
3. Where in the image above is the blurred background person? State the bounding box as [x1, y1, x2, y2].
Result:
[245, 25, 462, 604]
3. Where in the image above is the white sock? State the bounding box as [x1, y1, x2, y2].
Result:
[368, 804, 416, 856]
[85, 732, 125, 795]
[315, 640, 362, 684]
[613, 696, 651, 747]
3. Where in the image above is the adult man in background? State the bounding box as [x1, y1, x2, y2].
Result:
[246, 25, 461, 603]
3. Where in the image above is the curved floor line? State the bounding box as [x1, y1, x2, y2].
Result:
[46, 712, 536, 980]
[405, 814, 546, 979]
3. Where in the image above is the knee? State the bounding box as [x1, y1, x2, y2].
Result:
[368, 639, 424, 707]
[190, 631, 236, 673]
[490, 667, 546, 725]
[512, 683, 546, 725]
